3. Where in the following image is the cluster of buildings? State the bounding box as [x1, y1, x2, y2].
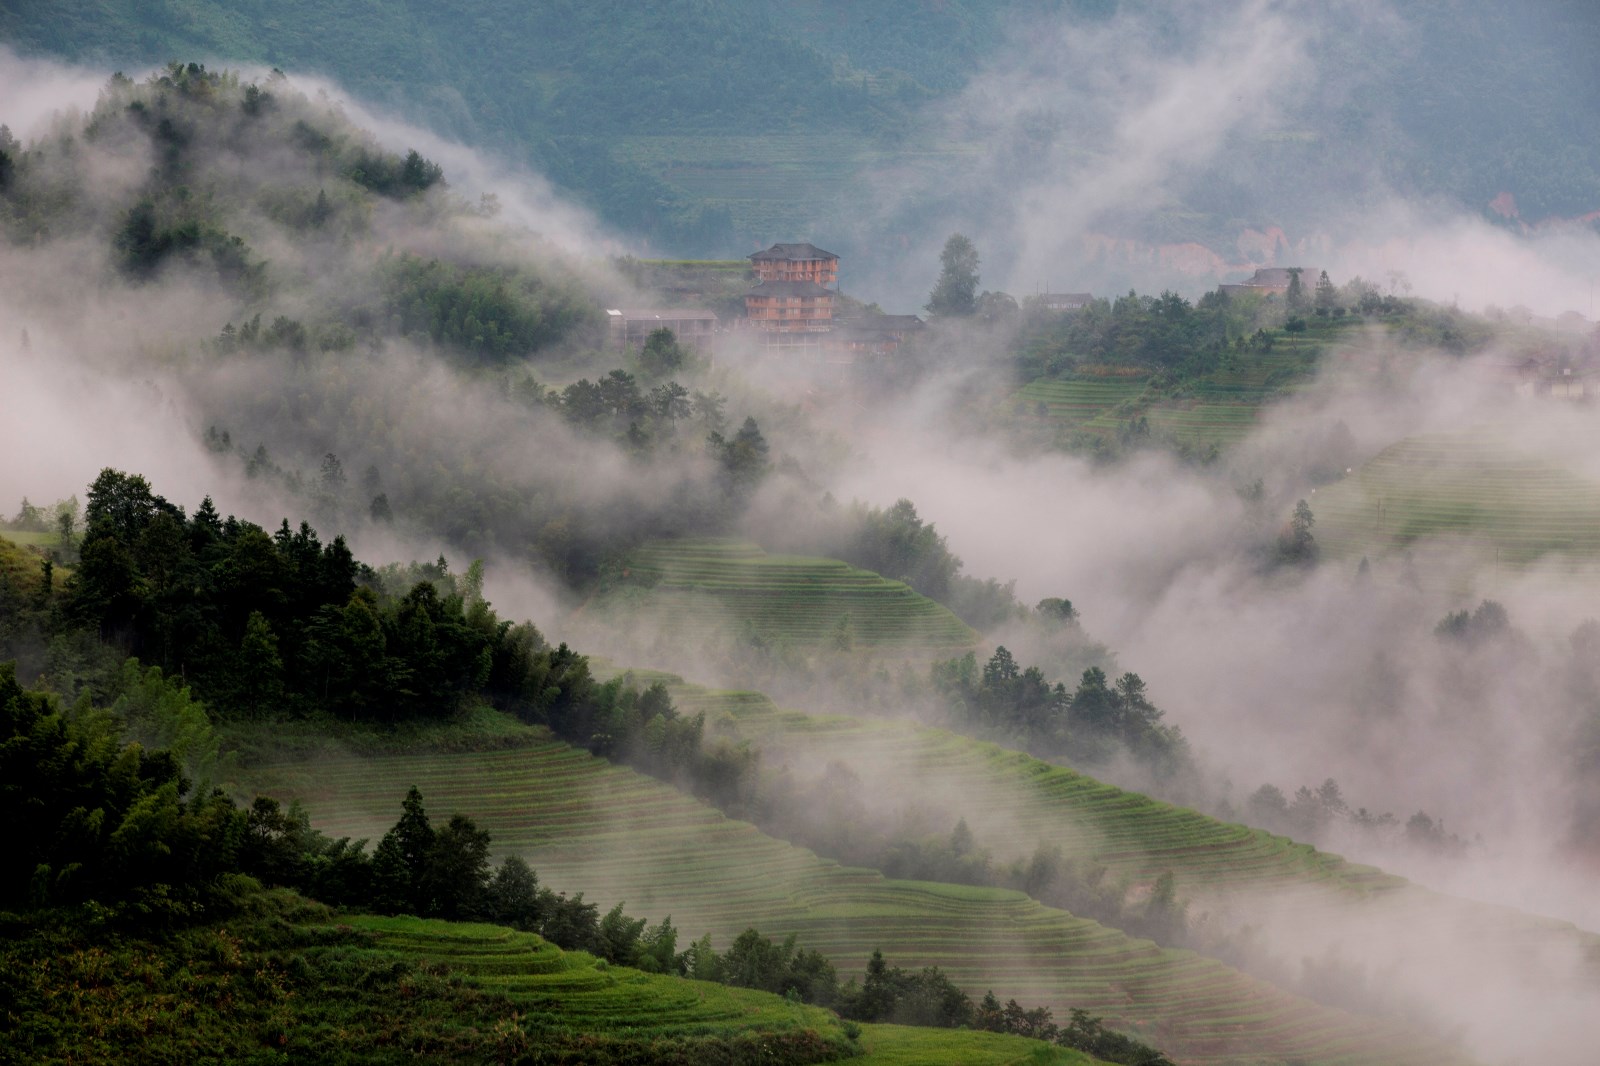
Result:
[607, 242, 925, 364]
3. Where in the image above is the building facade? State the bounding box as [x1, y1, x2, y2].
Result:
[606, 308, 719, 350]
[745, 243, 840, 342]
[743, 279, 836, 336]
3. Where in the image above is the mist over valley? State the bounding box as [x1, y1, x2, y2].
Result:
[3, 5, 1600, 1064]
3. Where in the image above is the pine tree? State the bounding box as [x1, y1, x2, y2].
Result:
[926, 234, 980, 317]
[1314, 269, 1338, 313]
[1285, 268, 1308, 312]
[236, 611, 285, 718]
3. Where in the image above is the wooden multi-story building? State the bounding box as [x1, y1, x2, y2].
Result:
[743, 280, 836, 337]
[748, 242, 838, 286]
[744, 242, 839, 344]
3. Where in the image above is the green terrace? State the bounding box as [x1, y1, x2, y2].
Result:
[1313, 431, 1600, 569]
[584, 537, 978, 652]
[320, 915, 1105, 1065]
[248, 739, 1470, 1066]
[331, 914, 839, 1035]
[623, 672, 1600, 1056]
[632, 672, 1408, 902]
[1012, 342, 1323, 451]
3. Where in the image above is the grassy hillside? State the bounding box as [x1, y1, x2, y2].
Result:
[0, 531, 49, 596]
[583, 538, 980, 653]
[247, 737, 1470, 1066]
[1312, 431, 1600, 570]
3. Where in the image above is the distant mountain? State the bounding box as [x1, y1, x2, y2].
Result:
[4, 0, 1598, 262]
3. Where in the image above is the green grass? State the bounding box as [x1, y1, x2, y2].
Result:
[247, 736, 1470, 1066]
[0, 529, 60, 549]
[1312, 431, 1600, 570]
[584, 537, 979, 653]
[0, 532, 52, 596]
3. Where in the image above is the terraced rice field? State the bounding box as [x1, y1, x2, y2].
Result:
[251, 740, 1468, 1066]
[638, 675, 1600, 1065]
[589, 538, 978, 652]
[1313, 432, 1600, 568]
[639, 674, 1406, 903]
[1014, 343, 1323, 450]
[331, 914, 838, 1033]
[1015, 376, 1151, 427]
[325, 916, 1101, 1065]
[1142, 402, 1261, 447]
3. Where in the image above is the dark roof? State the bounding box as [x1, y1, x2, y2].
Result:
[837, 314, 924, 334]
[744, 280, 836, 298]
[749, 242, 838, 263]
[606, 308, 719, 321]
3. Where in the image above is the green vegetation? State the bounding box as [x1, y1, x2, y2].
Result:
[590, 538, 979, 652]
[1312, 432, 1600, 569]
[0, 891, 859, 1065]
[1, 658, 1089, 1064]
[856, 1025, 1093, 1065]
[780, 497, 1021, 631]
[327, 914, 855, 1053]
[931, 648, 1192, 779]
[380, 252, 592, 364]
[1006, 295, 1362, 458]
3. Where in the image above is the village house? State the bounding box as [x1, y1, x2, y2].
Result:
[740, 242, 926, 370]
[606, 308, 719, 350]
[831, 314, 925, 356]
[744, 242, 840, 345]
[748, 242, 838, 286]
[1038, 292, 1094, 312]
[1219, 267, 1317, 299]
